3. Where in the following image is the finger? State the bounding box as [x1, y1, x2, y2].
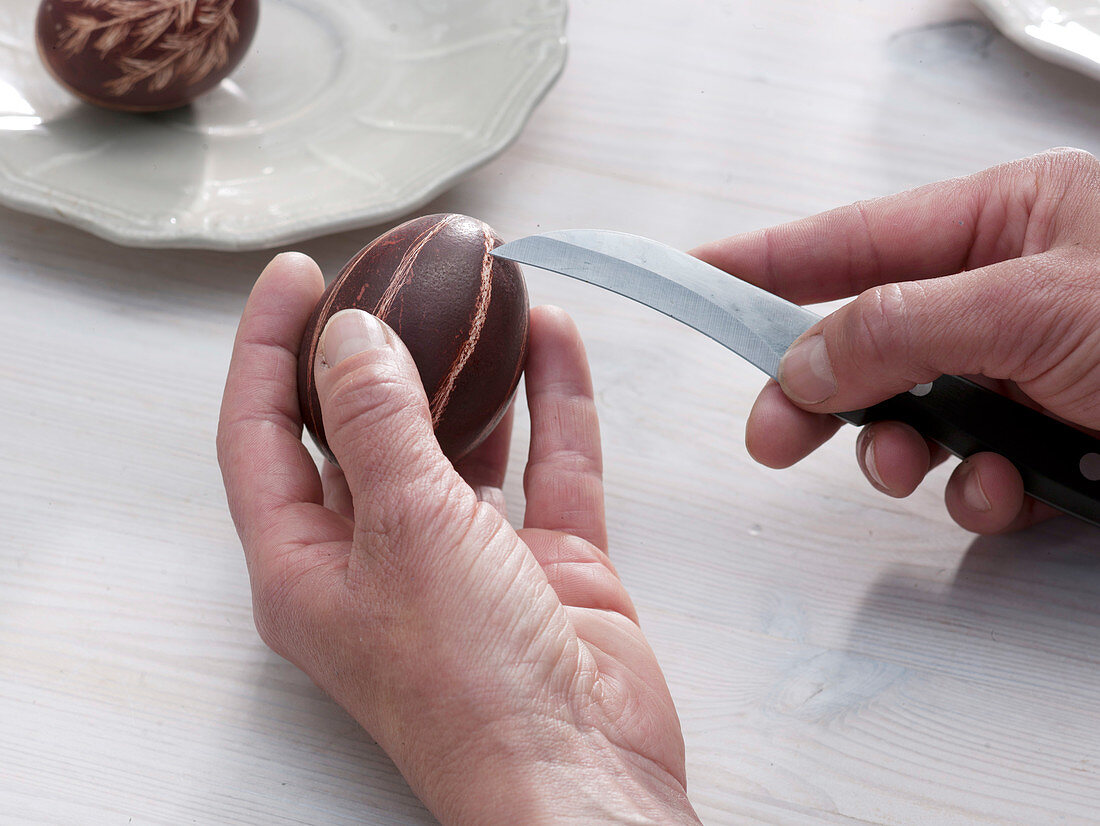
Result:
[773, 248, 1100, 417]
[452, 405, 515, 517]
[855, 422, 932, 498]
[748, 380, 960, 498]
[690, 148, 1098, 305]
[855, 421, 955, 496]
[312, 309, 477, 572]
[520, 528, 638, 623]
[217, 253, 327, 558]
[745, 380, 843, 468]
[522, 306, 607, 552]
[944, 453, 1060, 533]
[321, 460, 354, 521]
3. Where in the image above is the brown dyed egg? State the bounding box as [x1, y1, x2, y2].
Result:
[298, 214, 530, 464]
[36, 0, 259, 112]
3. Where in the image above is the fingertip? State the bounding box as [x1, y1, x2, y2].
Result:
[945, 454, 1026, 534]
[525, 304, 594, 400]
[257, 250, 325, 292]
[239, 253, 326, 341]
[530, 303, 575, 330]
[687, 229, 768, 287]
[528, 306, 588, 371]
[268, 249, 323, 275]
[746, 380, 842, 468]
[686, 236, 733, 267]
[856, 422, 930, 498]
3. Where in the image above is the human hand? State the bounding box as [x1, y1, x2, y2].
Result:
[217, 253, 700, 825]
[692, 148, 1100, 534]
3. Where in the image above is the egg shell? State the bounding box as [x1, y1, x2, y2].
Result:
[297, 213, 530, 464]
[36, 0, 260, 112]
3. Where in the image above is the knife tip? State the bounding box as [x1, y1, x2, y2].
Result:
[490, 240, 521, 262]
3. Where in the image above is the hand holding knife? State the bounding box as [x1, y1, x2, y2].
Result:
[493, 229, 1100, 529]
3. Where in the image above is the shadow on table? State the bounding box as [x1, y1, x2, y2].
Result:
[876, 16, 1100, 179]
[0, 197, 355, 304]
[0, 174, 489, 310]
[843, 516, 1100, 692]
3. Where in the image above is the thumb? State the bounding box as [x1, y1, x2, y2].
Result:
[776, 254, 1094, 418]
[313, 309, 453, 509]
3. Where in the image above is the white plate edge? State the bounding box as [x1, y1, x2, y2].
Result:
[0, 8, 568, 251]
[972, 0, 1100, 83]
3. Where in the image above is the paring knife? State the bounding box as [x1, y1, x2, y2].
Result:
[492, 229, 1100, 528]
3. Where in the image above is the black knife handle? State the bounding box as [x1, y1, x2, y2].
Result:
[836, 374, 1100, 527]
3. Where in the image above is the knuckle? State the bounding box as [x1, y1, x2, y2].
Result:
[1013, 255, 1077, 319]
[1003, 256, 1094, 379]
[849, 283, 914, 365]
[524, 461, 603, 522]
[325, 359, 428, 441]
[353, 500, 413, 564]
[523, 447, 602, 497]
[851, 199, 886, 284]
[1039, 146, 1098, 175]
[1028, 148, 1100, 205]
[251, 575, 293, 657]
[247, 548, 325, 660]
[214, 421, 230, 466]
[350, 462, 471, 577]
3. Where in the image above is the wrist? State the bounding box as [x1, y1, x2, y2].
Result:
[416, 717, 700, 826]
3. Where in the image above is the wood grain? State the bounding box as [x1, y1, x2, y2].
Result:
[3, 0, 1100, 823]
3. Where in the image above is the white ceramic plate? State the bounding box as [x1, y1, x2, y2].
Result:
[973, 0, 1100, 82]
[0, 0, 566, 250]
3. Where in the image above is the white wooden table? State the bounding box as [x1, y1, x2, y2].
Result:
[4, 1, 1100, 823]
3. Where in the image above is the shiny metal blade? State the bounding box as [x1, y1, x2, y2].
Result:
[492, 229, 820, 380]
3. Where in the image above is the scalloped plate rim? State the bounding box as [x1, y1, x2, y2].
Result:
[0, 0, 568, 250]
[973, 0, 1100, 82]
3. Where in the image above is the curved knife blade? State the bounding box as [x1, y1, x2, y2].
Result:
[492, 229, 818, 381]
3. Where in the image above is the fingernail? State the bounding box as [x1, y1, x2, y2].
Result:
[960, 460, 992, 512]
[779, 334, 836, 405]
[319, 309, 391, 367]
[860, 430, 887, 492]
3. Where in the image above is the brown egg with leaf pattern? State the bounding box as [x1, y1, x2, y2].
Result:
[36, 0, 259, 112]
